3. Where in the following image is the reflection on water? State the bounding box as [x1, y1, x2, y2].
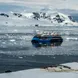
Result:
[32, 42, 63, 48]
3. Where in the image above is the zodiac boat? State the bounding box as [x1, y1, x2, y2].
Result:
[31, 33, 63, 47]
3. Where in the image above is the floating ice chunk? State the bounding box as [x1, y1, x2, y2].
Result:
[9, 39, 16, 42]
[66, 37, 78, 41]
[18, 56, 23, 59]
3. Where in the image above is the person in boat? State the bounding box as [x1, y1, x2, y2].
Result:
[34, 30, 60, 37]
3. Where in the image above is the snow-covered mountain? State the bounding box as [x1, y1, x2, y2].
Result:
[0, 11, 78, 26]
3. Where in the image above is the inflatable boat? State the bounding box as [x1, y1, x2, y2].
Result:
[31, 34, 63, 47]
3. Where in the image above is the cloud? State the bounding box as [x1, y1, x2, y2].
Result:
[0, 0, 14, 3]
[0, 0, 78, 10]
[14, 0, 78, 10]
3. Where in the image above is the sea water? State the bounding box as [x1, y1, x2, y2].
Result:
[0, 25, 78, 73]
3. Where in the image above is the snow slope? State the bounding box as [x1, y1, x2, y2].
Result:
[0, 62, 78, 78]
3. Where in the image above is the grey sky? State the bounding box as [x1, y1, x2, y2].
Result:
[0, 0, 78, 10]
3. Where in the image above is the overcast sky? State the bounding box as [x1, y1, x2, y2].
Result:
[0, 0, 78, 10]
